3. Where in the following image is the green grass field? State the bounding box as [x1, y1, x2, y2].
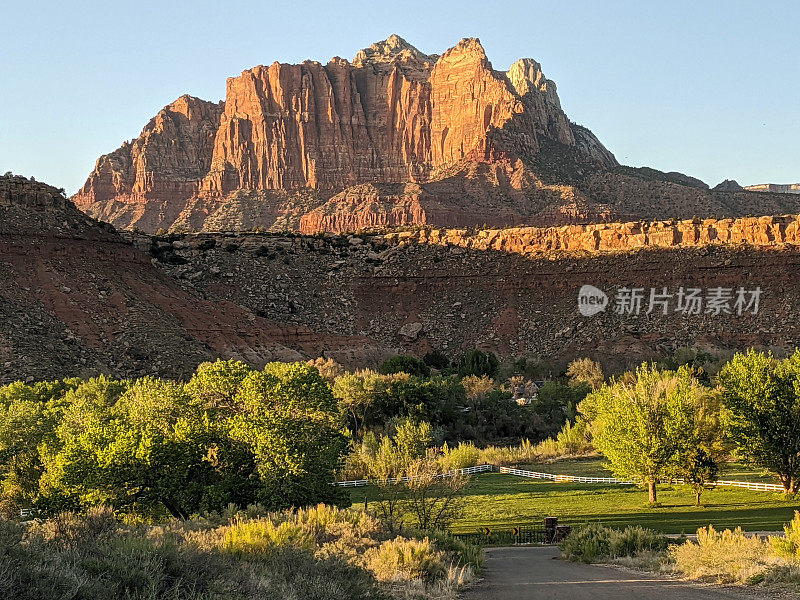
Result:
[349, 459, 800, 535]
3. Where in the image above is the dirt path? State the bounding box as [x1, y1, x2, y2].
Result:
[461, 547, 760, 600]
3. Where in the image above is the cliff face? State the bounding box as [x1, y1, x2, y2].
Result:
[73, 35, 800, 235]
[193, 37, 586, 193]
[381, 215, 800, 254]
[74, 95, 224, 206]
[74, 36, 622, 232]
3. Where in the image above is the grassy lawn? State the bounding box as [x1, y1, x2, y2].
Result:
[349, 469, 800, 535]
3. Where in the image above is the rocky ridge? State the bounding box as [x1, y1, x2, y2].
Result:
[5, 172, 800, 380]
[129, 211, 800, 372]
[0, 175, 389, 384]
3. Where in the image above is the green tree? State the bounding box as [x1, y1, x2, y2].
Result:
[0, 378, 87, 516]
[362, 420, 434, 533]
[332, 370, 385, 435]
[185, 359, 253, 412]
[683, 448, 719, 506]
[38, 361, 350, 518]
[534, 381, 590, 432]
[379, 355, 431, 378]
[718, 349, 800, 493]
[566, 358, 605, 390]
[589, 364, 710, 503]
[230, 362, 349, 509]
[455, 349, 499, 378]
[42, 376, 245, 518]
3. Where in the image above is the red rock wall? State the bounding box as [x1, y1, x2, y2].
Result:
[75, 38, 598, 207]
[382, 215, 800, 253]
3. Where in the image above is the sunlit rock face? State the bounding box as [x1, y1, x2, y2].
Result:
[73, 36, 625, 233]
[74, 36, 800, 235]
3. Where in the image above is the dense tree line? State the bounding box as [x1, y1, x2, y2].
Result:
[0, 361, 348, 519]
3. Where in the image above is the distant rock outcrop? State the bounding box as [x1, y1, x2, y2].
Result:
[744, 183, 800, 194]
[713, 179, 744, 192]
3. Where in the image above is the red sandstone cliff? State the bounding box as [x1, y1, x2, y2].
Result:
[74, 35, 800, 234]
[74, 36, 624, 232]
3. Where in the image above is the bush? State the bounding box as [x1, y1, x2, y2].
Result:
[535, 418, 593, 459]
[559, 523, 611, 563]
[365, 537, 446, 582]
[223, 518, 314, 557]
[772, 510, 800, 560]
[475, 439, 535, 467]
[608, 526, 668, 557]
[439, 442, 480, 471]
[407, 529, 483, 573]
[560, 524, 667, 563]
[671, 526, 773, 584]
[379, 356, 431, 378]
[0, 504, 475, 600]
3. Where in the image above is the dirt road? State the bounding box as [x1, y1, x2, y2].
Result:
[461, 547, 759, 600]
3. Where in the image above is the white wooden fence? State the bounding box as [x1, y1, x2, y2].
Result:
[708, 479, 784, 492]
[498, 466, 633, 485]
[337, 464, 786, 492]
[336, 464, 492, 487]
[499, 466, 786, 492]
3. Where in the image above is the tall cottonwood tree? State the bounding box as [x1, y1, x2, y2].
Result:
[588, 364, 715, 503]
[719, 349, 800, 493]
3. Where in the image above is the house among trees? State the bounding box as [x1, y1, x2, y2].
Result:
[510, 377, 546, 406]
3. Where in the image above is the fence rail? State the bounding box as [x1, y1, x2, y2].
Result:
[336, 464, 493, 487]
[499, 467, 787, 492]
[498, 466, 633, 485]
[337, 464, 786, 492]
[709, 479, 784, 492]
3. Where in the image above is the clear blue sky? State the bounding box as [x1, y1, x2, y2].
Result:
[3, 0, 798, 193]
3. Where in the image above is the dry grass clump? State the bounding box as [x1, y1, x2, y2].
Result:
[365, 537, 446, 582]
[473, 439, 536, 467]
[671, 525, 800, 587]
[0, 504, 478, 600]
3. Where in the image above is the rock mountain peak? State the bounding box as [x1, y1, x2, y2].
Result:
[73, 36, 800, 235]
[352, 34, 437, 67]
